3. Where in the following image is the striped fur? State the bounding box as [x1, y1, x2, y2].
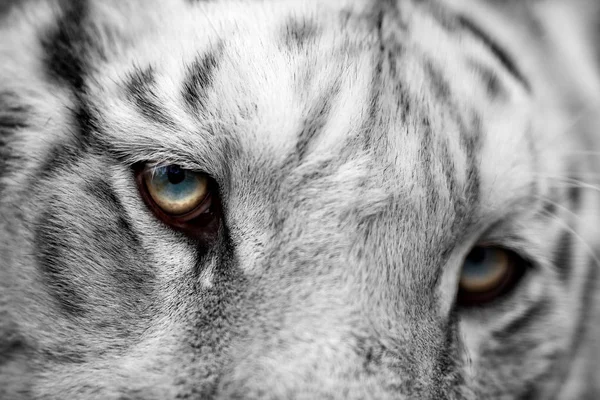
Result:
[1, 0, 599, 398]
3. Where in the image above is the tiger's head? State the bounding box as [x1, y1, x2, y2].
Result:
[1, 0, 599, 398]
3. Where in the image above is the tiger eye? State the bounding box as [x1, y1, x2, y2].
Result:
[457, 246, 528, 306]
[143, 165, 209, 216]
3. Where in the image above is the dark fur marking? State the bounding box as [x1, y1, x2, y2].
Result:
[567, 181, 582, 211]
[183, 46, 222, 115]
[0, 336, 25, 366]
[419, 116, 440, 218]
[294, 84, 340, 161]
[35, 208, 88, 316]
[0, 91, 29, 192]
[37, 142, 84, 182]
[467, 59, 507, 100]
[548, 257, 600, 398]
[0, 92, 28, 139]
[553, 230, 573, 283]
[457, 16, 530, 91]
[569, 257, 598, 353]
[492, 299, 550, 339]
[424, 61, 452, 103]
[126, 66, 174, 126]
[433, 309, 464, 395]
[542, 200, 557, 216]
[73, 100, 102, 148]
[281, 17, 319, 50]
[350, 24, 387, 154]
[462, 115, 482, 209]
[438, 135, 465, 222]
[84, 178, 140, 246]
[0, 0, 22, 16]
[40, 0, 91, 91]
[517, 383, 543, 400]
[423, 60, 482, 216]
[40, 0, 106, 145]
[184, 228, 247, 398]
[83, 178, 153, 295]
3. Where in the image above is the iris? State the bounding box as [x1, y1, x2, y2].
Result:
[144, 165, 209, 215]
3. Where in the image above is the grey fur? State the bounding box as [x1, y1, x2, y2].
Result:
[1, 0, 600, 399]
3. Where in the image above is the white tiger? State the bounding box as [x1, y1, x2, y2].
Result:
[1, 0, 600, 398]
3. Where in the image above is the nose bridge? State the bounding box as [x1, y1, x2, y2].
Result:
[216, 184, 374, 396]
[217, 155, 456, 398]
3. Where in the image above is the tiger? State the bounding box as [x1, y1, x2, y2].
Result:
[1, 0, 600, 398]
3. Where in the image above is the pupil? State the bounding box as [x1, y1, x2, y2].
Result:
[166, 165, 186, 185]
[467, 247, 487, 264]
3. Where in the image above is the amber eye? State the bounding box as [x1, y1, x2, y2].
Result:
[457, 246, 528, 306]
[144, 165, 208, 215]
[136, 164, 220, 240]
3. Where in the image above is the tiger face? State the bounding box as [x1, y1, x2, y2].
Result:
[1, 0, 599, 399]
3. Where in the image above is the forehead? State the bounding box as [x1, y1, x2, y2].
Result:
[92, 0, 534, 221]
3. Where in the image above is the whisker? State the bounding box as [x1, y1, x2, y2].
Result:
[534, 175, 600, 194]
[560, 151, 600, 157]
[534, 194, 580, 226]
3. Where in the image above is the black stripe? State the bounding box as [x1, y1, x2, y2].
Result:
[542, 201, 557, 216]
[40, 0, 91, 92]
[126, 66, 174, 126]
[569, 256, 598, 354]
[567, 179, 583, 211]
[294, 84, 339, 161]
[281, 17, 319, 50]
[35, 207, 88, 316]
[40, 0, 101, 146]
[352, 8, 386, 153]
[422, 60, 467, 222]
[0, 91, 28, 139]
[433, 309, 465, 396]
[462, 116, 482, 209]
[0, 0, 20, 16]
[492, 299, 550, 339]
[84, 178, 141, 248]
[517, 381, 544, 400]
[384, 45, 410, 124]
[466, 59, 507, 100]
[83, 178, 154, 296]
[0, 91, 29, 193]
[419, 115, 439, 218]
[457, 15, 530, 91]
[548, 257, 599, 400]
[423, 60, 482, 218]
[0, 329, 25, 367]
[183, 46, 222, 115]
[424, 60, 452, 103]
[37, 142, 85, 182]
[553, 230, 574, 283]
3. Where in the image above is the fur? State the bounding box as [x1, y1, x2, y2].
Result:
[1, 0, 600, 398]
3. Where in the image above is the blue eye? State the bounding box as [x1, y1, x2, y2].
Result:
[458, 246, 527, 305]
[143, 165, 209, 216]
